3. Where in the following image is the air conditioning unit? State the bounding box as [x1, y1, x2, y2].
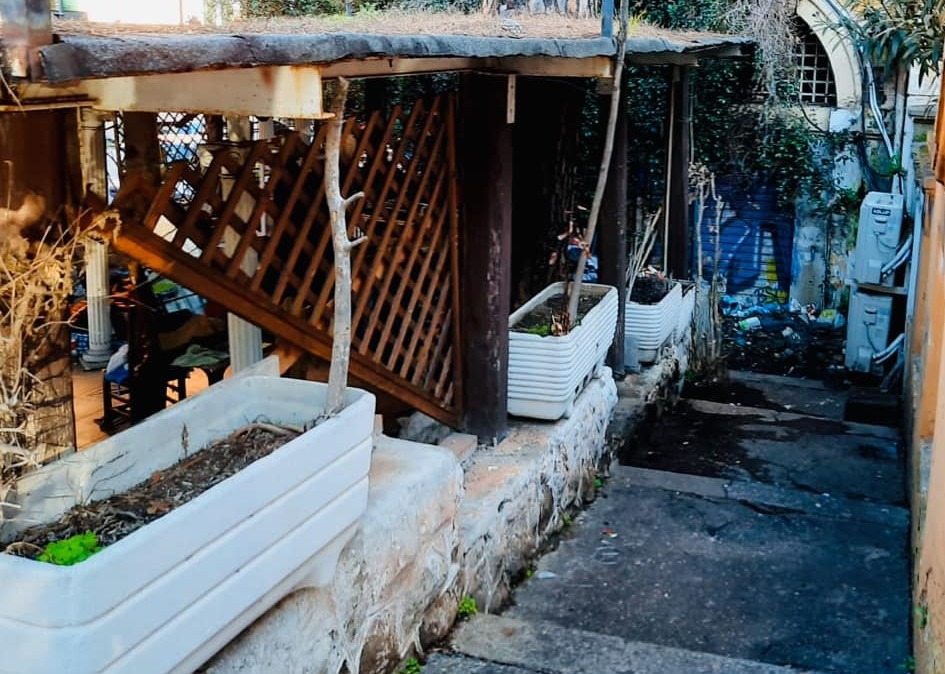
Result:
[845, 289, 893, 373]
[852, 192, 904, 284]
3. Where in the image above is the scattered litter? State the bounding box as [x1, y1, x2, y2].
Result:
[601, 528, 618, 539]
[535, 571, 557, 580]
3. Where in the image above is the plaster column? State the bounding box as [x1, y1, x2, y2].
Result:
[78, 109, 113, 370]
[79, 240, 113, 369]
[223, 115, 263, 374]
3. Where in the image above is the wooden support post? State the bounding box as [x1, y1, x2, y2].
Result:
[599, 96, 627, 377]
[122, 112, 163, 186]
[0, 0, 51, 78]
[666, 66, 691, 279]
[459, 74, 513, 444]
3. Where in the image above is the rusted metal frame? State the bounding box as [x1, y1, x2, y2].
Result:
[199, 141, 269, 265]
[444, 93, 464, 414]
[349, 102, 428, 332]
[291, 116, 363, 316]
[172, 153, 228, 248]
[353, 100, 438, 353]
[412, 261, 454, 388]
[253, 130, 322, 293]
[141, 162, 189, 231]
[110, 221, 458, 427]
[398, 202, 452, 379]
[225, 135, 300, 279]
[367, 105, 448, 362]
[382, 149, 450, 369]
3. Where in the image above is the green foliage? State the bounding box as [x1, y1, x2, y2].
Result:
[916, 604, 929, 629]
[242, 0, 341, 16]
[457, 595, 478, 619]
[841, 0, 945, 80]
[37, 532, 101, 566]
[899, 656, 916, 672]
[398, 658, 422, 674]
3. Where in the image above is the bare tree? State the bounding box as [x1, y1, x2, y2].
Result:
[324, 77, 366, 416]
[566, 0, 630, 325]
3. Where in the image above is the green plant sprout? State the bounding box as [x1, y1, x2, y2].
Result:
[37, 532, 101, 566]
[457, 595, 478, 619]
[398, 657, 422, 674]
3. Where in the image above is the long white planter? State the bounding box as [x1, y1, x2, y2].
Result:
[508, 282, 618, 420]
[625, 281, 682, 363]
[0, 374, 375, 674]
[676, 282, 696, 343]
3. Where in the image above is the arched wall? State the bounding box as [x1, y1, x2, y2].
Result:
[796, 0, 862, 108]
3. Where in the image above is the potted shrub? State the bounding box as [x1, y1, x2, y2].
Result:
[0, 78, 375, 674]
[625, 270, 682, 364]
[508, 282, 619, 420]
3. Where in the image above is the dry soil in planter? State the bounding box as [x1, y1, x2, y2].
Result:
[512, 293, 598, 335]
[630, 274, 673, 305]
[5, 423, 300, 559]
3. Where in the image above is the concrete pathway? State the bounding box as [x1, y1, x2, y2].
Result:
[428, 372, 910, 674]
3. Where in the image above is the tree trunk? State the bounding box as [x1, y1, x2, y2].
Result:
[324, 78, 365, 416]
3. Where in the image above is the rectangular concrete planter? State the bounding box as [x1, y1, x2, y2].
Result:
[676, 282, 696, 343]
[508, 282, 618, 420]
[625, 281, 682, 364]
[0, 375, 375, 674]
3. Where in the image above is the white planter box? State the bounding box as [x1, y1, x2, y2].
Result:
[676, 282, 696, 343]
[508, 282, 618, 420]
[0, 375, 375, 674]
[625, 281, 682, 364]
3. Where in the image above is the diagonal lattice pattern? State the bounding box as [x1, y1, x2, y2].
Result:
[111, 95, 462, 425]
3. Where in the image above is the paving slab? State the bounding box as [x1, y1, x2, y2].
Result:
[622, 399, 905, 505]
[425, 653, 534, 674]
[505, 468, 909, 674]
[684, 371, 848, 420]
[444, 614, 831, 674]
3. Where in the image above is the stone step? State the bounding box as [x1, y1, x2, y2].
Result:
[431, 614, 832, 674]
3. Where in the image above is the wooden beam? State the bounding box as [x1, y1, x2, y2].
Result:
[0, 0, 51, 78]
[84, 66, 326, 118]
[459, 73, 513, 444]
[599, 96, 627, 377]
[666, 65, 691, 278]
[122, 112, 163, 187]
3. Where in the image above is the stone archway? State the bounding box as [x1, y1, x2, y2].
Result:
[796, 0, 862, 108]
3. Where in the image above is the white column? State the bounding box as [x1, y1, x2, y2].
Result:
[78, 109, 113, 370]
[79, 240, 113, 369]
[222, 115, 264, 374]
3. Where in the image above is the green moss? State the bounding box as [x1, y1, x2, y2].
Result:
[37, 532, 101, 566]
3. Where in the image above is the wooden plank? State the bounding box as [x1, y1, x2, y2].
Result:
[367, 104, 448, 361]
[445, 95, 464, 415]
[141, 162, 188, 231]
[458, 73, 512, 443]
[598, 97, 627, 376]
[172, 153, 227, 248]
[87, 66, 327, 119]
[199, 141, 269, 265]
[350, 102, 428, 334]
[111, 222, 459, 427]
[225, 135, 300, 279]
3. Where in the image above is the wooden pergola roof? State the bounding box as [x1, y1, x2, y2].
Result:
[9, 16, 752, 117]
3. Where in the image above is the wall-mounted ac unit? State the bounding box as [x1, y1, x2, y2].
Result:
[852, 192, 904, 285]
[844, 289, 893, 373]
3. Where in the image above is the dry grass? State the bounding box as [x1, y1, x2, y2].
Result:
[51, 9, 732, 42]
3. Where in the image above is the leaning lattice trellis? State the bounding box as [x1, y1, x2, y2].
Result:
[109, 94, 463, 426]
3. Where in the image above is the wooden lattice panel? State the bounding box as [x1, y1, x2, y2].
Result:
[111, 95, 462, 426]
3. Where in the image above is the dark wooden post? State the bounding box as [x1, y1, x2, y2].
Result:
[123, 113, 164, 186]
[459, 73, 513, 444]
[666, 65, 691, 278]
[0, 0, 51, 78]
[599, 95, 627, 377]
